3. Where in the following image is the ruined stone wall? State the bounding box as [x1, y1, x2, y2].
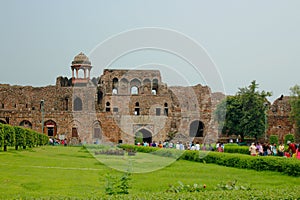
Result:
[0, 84, 73, 137]
[267, 96, 294, 142]
[98, 69, 172, 144]
[1, 68, 296, 145]
[168, 84, 213, 143]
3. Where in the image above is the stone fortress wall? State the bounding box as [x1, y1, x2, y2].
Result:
[0, 53, 295, 144]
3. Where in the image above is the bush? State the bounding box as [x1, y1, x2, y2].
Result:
[223, 145, 249, 155]
[105, 172, 131, 195]
[269, 135, 279, 145]
[25, 129, 35, 148]
[284, 134, 295, 144]
[182, 151, 300, 177]
[2, 124, 15, 151]
[118, 144, 159, 153]
[0, 123, 4, 148]
[14, 126, 26, 150]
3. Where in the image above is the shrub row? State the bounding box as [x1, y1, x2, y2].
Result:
[181, 151, 300, 177]
[223, 145, 250, 155]
[118, 144, 159, 153]
[0, 123, 48, 151]
[119, 145, 300, 177]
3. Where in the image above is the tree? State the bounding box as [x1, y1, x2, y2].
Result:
[237, 81, 271, 140]
[215, 81, 271, 141]
[215, 96, 243, 136]
[134, 132, 143, 144]
[289, 85, 300, 143]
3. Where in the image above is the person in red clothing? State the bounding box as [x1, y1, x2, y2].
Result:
[287, 141, 296, 157]
[296, 145, 300, 160]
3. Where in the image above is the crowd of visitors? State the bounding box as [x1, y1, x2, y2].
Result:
[248, 141, 300, 159]
[136, 140, 300, 160]
[136, 141, 225, 152]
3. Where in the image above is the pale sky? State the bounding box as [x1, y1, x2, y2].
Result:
[1, 0, 300, 102]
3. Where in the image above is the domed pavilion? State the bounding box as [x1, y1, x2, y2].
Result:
[71, 52, 92, 85]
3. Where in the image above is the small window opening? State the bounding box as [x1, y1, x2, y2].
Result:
[156, 108, 161, 116]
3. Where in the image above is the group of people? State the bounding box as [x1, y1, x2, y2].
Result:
[137, 141, 223, 152]
[249, 141, 300, 159]
[137, 140, 300, 159]
[49, 138, 67, 146]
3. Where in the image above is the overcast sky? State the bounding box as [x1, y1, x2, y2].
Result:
[1, 0, 299, 102]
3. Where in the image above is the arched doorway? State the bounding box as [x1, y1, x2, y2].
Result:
[93, 121, 102, 144]
[189, 120, 204, 137]
[135, 129, 152, 144]
[19, 120, 32, 129]
[44, 120, 57, 137]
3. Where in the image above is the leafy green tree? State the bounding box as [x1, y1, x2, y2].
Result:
[215, 96, 243, 136]
[269, 135, 279, 146]
[215, 81, 271, 141]
[134, 132, 143, 144]
[284, 134, 295, 145]
[289, 85, 300, 143]
[237, 81, 271, 140]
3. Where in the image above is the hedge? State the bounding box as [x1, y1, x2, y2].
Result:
[118, 144, 159, 153]
[180, 151, 300, 177]
[223, 145, 249, 155]
[118, 145, 300, 177]
[0, 123, 48, 151]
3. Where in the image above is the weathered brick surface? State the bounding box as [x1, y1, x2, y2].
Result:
[267, 96, 294, 142]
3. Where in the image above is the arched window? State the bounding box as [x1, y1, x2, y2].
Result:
[131, 86, 138, 95]
[152, 78, 158, 95]
[112, 78, 119, 94]
[19, 120, 32, 129]
[143, 79, 151, 86]
[106, 102, 111, 112]
[64, 98, 69, 111]
[143, 79, 151, 94]
[74, 97, 82, 111]
[164, 103, 168, 116]
[134, 102, 140, 115]
[112, 88, 118, 94]
[189, 120, 204, 137]
[93, 121, 102, 139]
[97, 91, 103, 104]
[120, 78, 129, 94]
[130, 79, 141, 95]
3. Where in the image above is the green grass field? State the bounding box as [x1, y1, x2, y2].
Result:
[0, 146, 299, 199]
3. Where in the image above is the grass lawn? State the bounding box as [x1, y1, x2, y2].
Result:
[0, 146, 299, 199]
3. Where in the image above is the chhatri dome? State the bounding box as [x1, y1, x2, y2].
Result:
[72, 52, 91, 65]
[71, 52, 92, 85]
